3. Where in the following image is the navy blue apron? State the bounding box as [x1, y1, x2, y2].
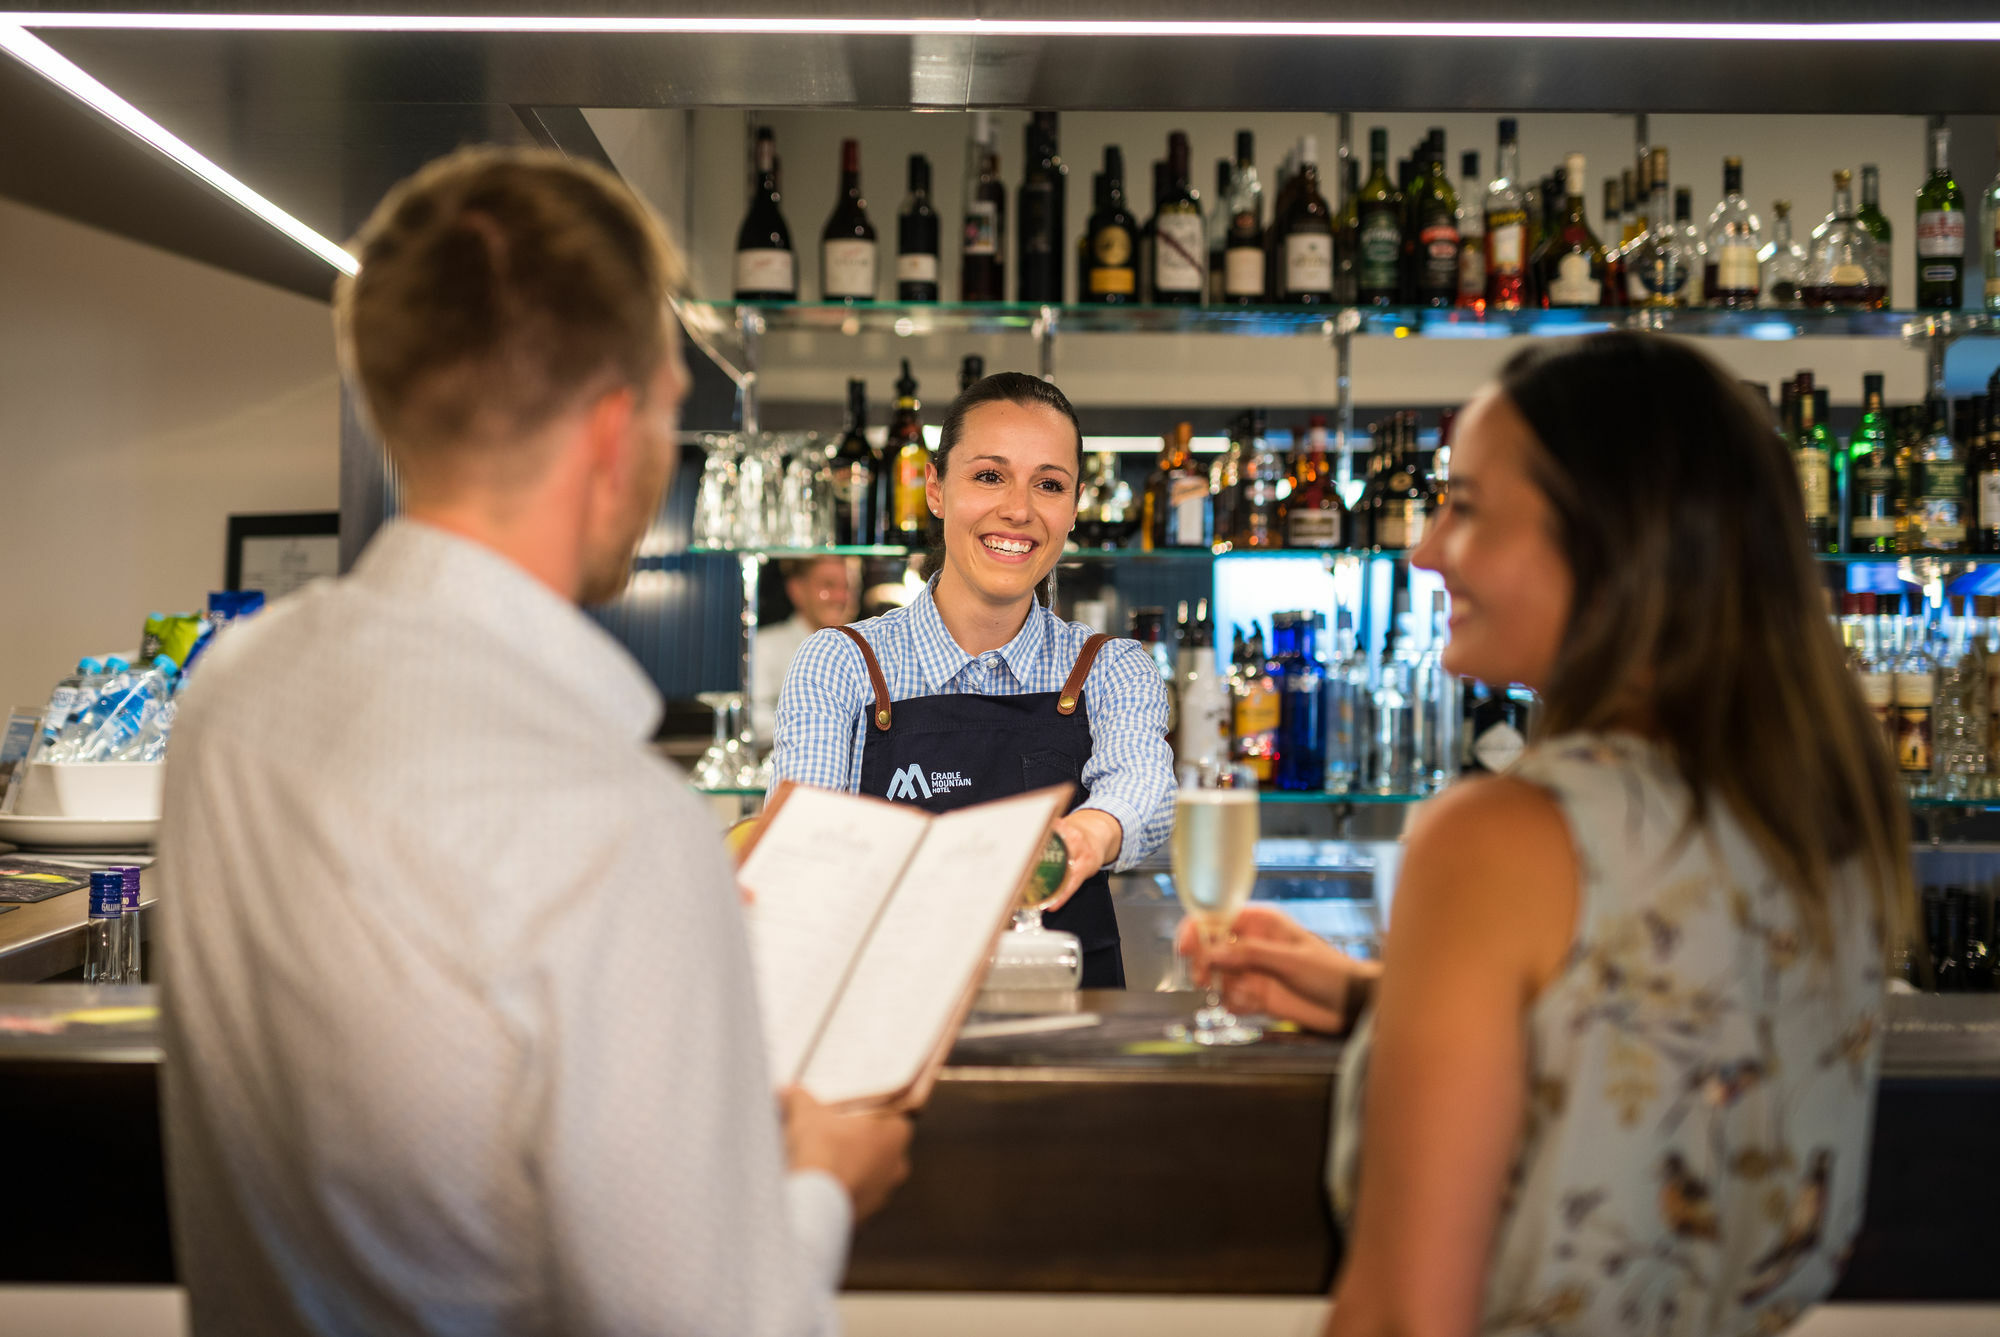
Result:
[835, 626, 1126, 989]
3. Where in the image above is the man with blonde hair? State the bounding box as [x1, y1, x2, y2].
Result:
[157, 147, 907, 1336]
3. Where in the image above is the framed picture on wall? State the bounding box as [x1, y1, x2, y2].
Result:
[226, 512, 340, 600]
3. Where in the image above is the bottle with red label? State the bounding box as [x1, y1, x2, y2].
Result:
[1412, 137, 1462, 308]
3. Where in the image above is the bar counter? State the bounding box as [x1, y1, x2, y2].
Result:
[4, 986, 1999, 1298]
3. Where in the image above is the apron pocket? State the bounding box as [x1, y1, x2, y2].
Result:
[1021, 747, 1082, 796]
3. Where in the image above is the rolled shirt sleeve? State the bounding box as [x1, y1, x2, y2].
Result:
[770, 628, 871, 797]
[1077, 638, 1177, 872]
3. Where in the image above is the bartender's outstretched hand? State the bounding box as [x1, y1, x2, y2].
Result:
[1176, 904, 1382, 1035]
[1042, 809, 1124, 913]
[780, 1088, 912, 1222]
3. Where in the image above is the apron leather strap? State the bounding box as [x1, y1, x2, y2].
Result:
[1057, 633, 1112, 716]
[833, 625, 895, 731]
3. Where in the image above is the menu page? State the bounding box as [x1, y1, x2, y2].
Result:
[800, 788, 1066, 1107]
[738, 787, 932, 1087]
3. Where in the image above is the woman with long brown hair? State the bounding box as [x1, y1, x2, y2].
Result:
[1186, 331, 1911, 1336]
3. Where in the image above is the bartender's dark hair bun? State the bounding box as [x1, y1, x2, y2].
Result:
[934, 371, 1084, 481]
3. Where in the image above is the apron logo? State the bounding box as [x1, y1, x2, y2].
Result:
[885, 763, 933, 801]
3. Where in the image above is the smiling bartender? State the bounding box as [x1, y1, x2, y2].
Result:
[771, 372, 1175, 987]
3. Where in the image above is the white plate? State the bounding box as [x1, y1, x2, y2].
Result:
[0, 813, 158, 850]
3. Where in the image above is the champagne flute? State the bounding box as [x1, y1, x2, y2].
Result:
[1169, 760, 1262, 1046]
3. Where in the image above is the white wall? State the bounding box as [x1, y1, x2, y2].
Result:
[0, 197, 340, 715]
[600, 108, 1941, 415]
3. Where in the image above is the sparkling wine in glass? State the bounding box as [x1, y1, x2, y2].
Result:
[1170, 761, 1262, 1046]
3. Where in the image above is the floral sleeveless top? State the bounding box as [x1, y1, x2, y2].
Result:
[1331, 733, 1887, 1336]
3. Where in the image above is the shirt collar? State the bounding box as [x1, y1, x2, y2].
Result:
[908, 575, 1049, 690]
[351, 519, 662, 741]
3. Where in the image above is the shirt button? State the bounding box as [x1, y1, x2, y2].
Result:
[983, 654, 999, 668]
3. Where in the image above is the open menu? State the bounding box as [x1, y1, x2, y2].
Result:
[735, 781, 1071, 1110]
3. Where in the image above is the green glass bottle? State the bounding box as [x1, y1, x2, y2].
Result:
[1848, 373, 1898, 554]
[1356, 128, 1403, 305]
[1793, 375, 1834, 552]
[1916, 118, 1967, 311]
[1856, 165, 1894, 305]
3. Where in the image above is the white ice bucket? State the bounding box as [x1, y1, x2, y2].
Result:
[12, 761, 165, 820]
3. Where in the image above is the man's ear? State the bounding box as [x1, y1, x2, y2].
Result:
[582, 385, 640, 488]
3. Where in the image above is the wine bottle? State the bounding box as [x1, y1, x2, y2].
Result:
[961, 112, 1006, 302]
[1083, 146, 1139, 304]
[1356, 128, 1402, 305]
[1221, 131, 1266, 305]
[734, 127, 796, 301]
[821, 138, 878, 303]
[1281, 136, 1336, 305]
[896, 154, 940, 302]
[1150, 131, 1205, 304]
[1917, 117, 1967, 311]
[1412, 138, 1462, 308]
[830, 379, 877, 546]
[1208, 158, 1232, 305]
[1017, 112, 1066, 303]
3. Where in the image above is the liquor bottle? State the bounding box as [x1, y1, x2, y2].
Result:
[1371, 417, 1427, 549]
[897, 154, 940, 302]
[1231, 621, 1280, 784]
[1357, 128, 1403, 305]
[1221, 132, 1267, 305]
[1913, 398, 1968, 554]
[1208, 159, 1232, 305]
[1017, 112, 1066, 303]
[1150, 131, 1206, 304]
[1849, 374, 1898, 554]
[959, 353, 984, 394]
[1138, 161, 1166, 304]
[1321, 610, 1371, 793]
[829, 378, 877, 546]
[1235, 411, 1285, 550]
[1283, 415, 1346, 548]
[1984, 134, 2000, 311]
[1978, 390, 2000, 552]
[1633, 148, 1693, 307]
[1704, 157, 1762, 308]
[1600, 177, 1630, 307]
[1621, 164, 1643, 246]
[1133, 608, 1180, 737]
[1371, 601, 1419, 793]
[1455, 151, 1486, 311]
[1461, 680, 1536, 775]
[1857, 164, 1894, 305]
[1896, 594, 1939, 793]
[1414, 591, 1461, 792]
[1805, 171, 1887, 309]
[1210, 423, 1244, 550]
[1334, 155, 1362, 304]
[1759, 200, 1809, 308]
[820, 139, 878, 303]
[961, 112, 1006, 302]
[1272, 612, 1327, 793]
[1143, 422, 1212, 550]
[1917, 118, 1967, 311]
[734, 126, 797, 301]
[1281, 136, 1337, 305]
[83, 870, 123, 985]
[1176, 598, 1231, 770]
[1935, 597, 1989, 798]
[1396, 154, 1419, 303]
[1675, 189, 1705, 306]
[1484, 119, 1529, 311]
[1849, 593, 1895, 749]
[1794, 378, 1834, 551]
[1410, 140, 1461, 308]
[1535, 154, 1608, 308]
[1082, 146, 1139, 304]
[888, 360, 928, 540]
[1603, 177, 1623, 246]
[1615, 150, 1660, 305]
[1072, 451, 1112, 548]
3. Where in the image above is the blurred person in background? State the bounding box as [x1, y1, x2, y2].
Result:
[1186, 331, 1909, 1337]
[752, 555, 860, 743]
[157, 147, 906, 1337]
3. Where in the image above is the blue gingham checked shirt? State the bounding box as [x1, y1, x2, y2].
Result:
[770, 578, 1176, 872]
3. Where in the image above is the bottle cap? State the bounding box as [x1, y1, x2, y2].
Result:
[104, 656, 130, 673]
[89, 871, 123, 919]
[120, 865, 142, 908]
[77, 657, 101, 674]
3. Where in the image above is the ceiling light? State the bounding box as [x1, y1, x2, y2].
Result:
[0, 23, 356, 274]
[2, 15, 1999, 40]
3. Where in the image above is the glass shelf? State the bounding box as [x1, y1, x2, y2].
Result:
[687, 544, 912, 558]
[1816, 552, 2000, 564]
[685, 300, 1998, 343]
[1062, 547, 1409, 563]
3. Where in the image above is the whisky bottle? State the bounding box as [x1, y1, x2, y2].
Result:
[1795, 382, 1835, 552]
[1483, 118, 1529, 311]
[829, 378, 877, 546]
[1633, 147, 1692, 307]
[1703, 157, 1762, 308]
[1804, 170, 1887, 309]
[1142, 422, 1212, 550]
[1283, 416, 1347, 549]
[1915, 398, 1968, 554]
[888, 360, 929, 540]
[1760, 200, 1809, 307]
[1534, 154, 1608, 308]
[1849, 374, 1898, 555]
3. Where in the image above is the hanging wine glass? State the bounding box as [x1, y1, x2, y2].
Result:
[690, 691, 738, 789]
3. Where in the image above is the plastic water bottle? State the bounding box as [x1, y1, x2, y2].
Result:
[118, 865, 143, 982]
[45, 657, 131, 760]
[71, 657, 177, 763]
[33, 658, 104, 760]
[83, 871, 124, 984]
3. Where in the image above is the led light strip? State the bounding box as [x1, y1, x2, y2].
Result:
[2, 15, 2000, 39]
[0, 23, 356, 273]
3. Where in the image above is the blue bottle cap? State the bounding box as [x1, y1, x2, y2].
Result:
[103, 656, 130, 673]
[152, 654, 179, 675]
[77, 657, 102, 675]
[89, 871, 123, 918]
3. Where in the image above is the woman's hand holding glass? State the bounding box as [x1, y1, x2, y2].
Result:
[1176, 904, 1383, 1036]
